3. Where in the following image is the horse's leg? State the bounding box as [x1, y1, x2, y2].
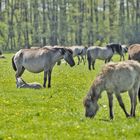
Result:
[108, 56, 113, 62]
[57, 60, 61, 65]
[129, 88, 138, 117]
[122, 54, 125, 61]
[48, 69, 52, 88]
[15, 66, 25, 88]
[84, 55, 86, 65]
[77, 56, 80, 65]
[15, 66, 25, 78]
[120, 54, 125, 61]
[92, 60, 95, 70]
[81, 56, 84, 64]
[115, 93, 130, 117]
[43, 71, 47, 88]
[120, 55, 122, 61]
[105, 59, 107, 63]
[133, 92, 137, 117]
[107, 92, 114, 119]
[128, 90, 134, 116]
[87, 56, 92, 70]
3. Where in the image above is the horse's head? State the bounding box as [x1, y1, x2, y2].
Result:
[62, 48, 75, 67]
[83, 95, 99, 118]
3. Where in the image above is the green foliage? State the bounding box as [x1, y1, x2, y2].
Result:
[0, 22, 8, 49]
[0, 0, 140, 50]
[0, 53, 140, 139]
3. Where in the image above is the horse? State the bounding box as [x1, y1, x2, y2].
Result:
[83, 60, 140, 119]
[87, 46, 114, 70]
[12, 47, 75, 88]
[78, 46, 87, 65]
[16, 77, 42, 89]
[128, 44, 140, 62]
[69, 46, 87, 65]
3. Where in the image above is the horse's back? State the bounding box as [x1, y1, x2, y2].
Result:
[103, 60, 140, 92]
[128, 44, 140, 61]
[87, 46, 113, 60]
[14, 48, 52, 73]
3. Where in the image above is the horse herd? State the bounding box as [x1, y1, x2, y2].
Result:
[11, 43, 140, 119]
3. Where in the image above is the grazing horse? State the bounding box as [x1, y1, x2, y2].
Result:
[12, 47, 75, 88]
[128, 44, 140, 62]
[69, 46, 87, 65]
[106, 43, 124, 61]
[87, 46, 114, 70]
[84, 60, 140, 119]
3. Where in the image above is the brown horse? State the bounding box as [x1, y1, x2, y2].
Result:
[128, 44, 140, 62]
[84, 60, 140, 119]
[12, 47, 75, 88]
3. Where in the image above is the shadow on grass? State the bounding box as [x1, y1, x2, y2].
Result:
[99, 118, 113, 122]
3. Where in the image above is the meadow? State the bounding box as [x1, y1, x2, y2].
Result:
[0, 53, 140, 140]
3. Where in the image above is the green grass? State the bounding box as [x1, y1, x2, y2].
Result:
[0, 53, 140, 140]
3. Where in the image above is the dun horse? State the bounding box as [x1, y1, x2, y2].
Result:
[87, 46, 114, 70]
[84, 60, 140, 119]
[69, 46, 87, 65]
[12, 47, 75, 88]
[128, 44, 140, 62]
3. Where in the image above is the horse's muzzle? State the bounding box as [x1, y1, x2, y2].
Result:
[85, 112, 95, 118]
[70, 62, 75, 67]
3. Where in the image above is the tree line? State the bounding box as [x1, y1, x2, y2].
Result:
[0, 0, 140, 50]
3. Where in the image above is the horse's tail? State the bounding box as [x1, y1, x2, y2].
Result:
[12, 55, 17, 71]
[87, 50, 92, 70]
[138, 88, 140, 102]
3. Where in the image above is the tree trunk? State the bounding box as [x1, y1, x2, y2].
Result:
[24, 1, 30, 48]
[94, 0, 98, 41]
[103, 0, 106, 20]
[119, 0, 125, 43]
[59, 0, 67, 45]
[109, 0, 117, 42]
[88, 0, 94, 46]
[42, 0, 47, 46]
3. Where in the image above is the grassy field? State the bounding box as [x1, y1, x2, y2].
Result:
[0, 53, 140, 140]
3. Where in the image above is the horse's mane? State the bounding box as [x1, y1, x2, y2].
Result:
[107, 43, 122, 54]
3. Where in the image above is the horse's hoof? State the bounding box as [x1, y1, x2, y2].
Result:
[48, 85, 51, 88]
[126, 114, 131, 118]
[110, 116, 114, 120]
